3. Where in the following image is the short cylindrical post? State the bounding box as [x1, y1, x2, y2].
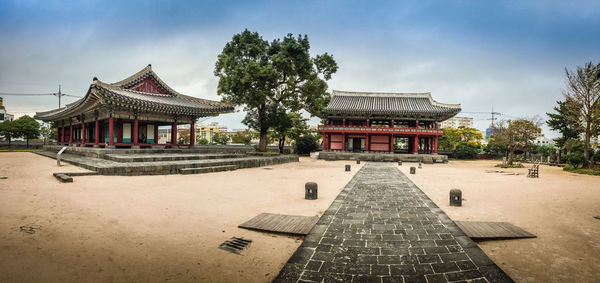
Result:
[418, 161, 422, 169]
[345, 164, 351, 171]
[450, 189, 462, 206]
[356, 159, 360, 164]
[398, 161, 402, 166]
[305, 182, 318, 200]
[410, 167, 416, 174]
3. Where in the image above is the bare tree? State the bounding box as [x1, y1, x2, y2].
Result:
[563, 62, 600, 168]
[490, 119, 541, 165]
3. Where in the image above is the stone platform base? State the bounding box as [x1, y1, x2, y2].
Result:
[38, 146, 299, 176]
[318, 151, 447, 163]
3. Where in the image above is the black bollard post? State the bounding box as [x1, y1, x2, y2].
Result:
[450, 189, 462, 206]
[356, 159, 360, 164]
[345, 164, 351, 171]
[398, 161, 402, 166]
[410, 167, 416, 174]
[305, 182, 318, 200]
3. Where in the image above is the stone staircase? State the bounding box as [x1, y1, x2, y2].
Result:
[37, 146, 298, 176]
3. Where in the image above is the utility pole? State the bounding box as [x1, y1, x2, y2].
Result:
[490, 107, 495, 129]
[58, 85, 61, 108]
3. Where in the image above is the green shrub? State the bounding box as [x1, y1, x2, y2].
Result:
[212, 132, 230, 145]
[453, 143, 478, 159]
[563, 164, 600, 176]
[198, 138, 209, 145]
[294, 135, 319, 156]
[564, 152, 584, 168]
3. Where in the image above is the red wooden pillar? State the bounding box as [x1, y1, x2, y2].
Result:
[81, 120, 85, 144]
[133, 118, 139, 146]
[341, 134, 346, 151]
[433, 136, 438, 153]
[108, 116, 115, 146]
[427, 137, 431, 153]
[69, 123, 73, 144]
[95, 119, 99, 145]
[189, 119, 195, 147]
[412, 135, 419, 154]
[171, 121, 177, 145]
[342, 119, 346, 127]
[366, 134, 370, 152]
[322, 133, 328, 150]
[61, 125, 65, 144]
[389, 135, 393, 152]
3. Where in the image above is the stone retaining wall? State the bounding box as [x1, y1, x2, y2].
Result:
[318, 151, 448, 163]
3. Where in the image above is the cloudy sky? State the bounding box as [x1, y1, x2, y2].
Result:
[1, 0, 599, 136]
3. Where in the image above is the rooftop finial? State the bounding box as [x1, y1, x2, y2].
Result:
[93, 77, 98, 82]
[148, 64, 152, 68]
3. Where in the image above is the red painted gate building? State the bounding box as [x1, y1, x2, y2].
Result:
[318, 91, 461, 154]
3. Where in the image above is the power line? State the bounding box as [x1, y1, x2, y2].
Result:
[0, 85, 82, 108]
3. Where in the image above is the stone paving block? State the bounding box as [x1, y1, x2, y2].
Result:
[443, 269, 484, 281]
[455, 260, 477, 271]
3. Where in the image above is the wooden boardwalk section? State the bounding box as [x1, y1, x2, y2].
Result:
[456, 221, 536, 240]
[239, 213, 319, 235]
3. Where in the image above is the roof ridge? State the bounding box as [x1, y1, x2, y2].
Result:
[331, 90, 460, 109]
[332, 90, 432, 97]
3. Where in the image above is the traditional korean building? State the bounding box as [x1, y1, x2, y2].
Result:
[318, 90, 461, 154]
[34, 64, 233, 148]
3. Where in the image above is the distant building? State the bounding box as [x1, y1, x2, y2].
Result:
[533, 135, 555, 147]
[0, 97, 15, 122]
[197, 122, 227, 144]
[158, 122, 228, 144]
[439, 116, 473, 129]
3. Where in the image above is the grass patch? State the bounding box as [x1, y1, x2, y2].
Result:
[494, 163, 524, 168]
[563, 166, 600, 176]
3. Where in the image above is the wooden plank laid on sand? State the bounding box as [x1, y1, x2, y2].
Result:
[456, 221, 536, 239]
[239, 213, 319, 235]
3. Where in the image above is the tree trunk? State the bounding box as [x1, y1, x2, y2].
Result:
[26, 138, 29, 148]
[508, 146, 514, 165]
[584, 122, 591, 168]
[7, 137, 11, 146]
[258, 127, 268, 152]
[278, 136, 285, 153]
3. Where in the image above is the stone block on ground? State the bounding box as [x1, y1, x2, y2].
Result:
[53, 173, 73, 183]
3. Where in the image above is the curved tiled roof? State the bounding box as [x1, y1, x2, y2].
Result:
[325, 90, 461, 121]
[35, 65, 233, 121]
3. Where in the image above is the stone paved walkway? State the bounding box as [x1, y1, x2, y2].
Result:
[274, 163, 513, 283]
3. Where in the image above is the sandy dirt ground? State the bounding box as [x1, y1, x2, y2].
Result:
[400, 160, 600, 283]
[0, 152, 362, 283]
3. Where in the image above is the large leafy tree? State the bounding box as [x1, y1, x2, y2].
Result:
[40, 123, 56, 145]
[0, 120, 19, 145]
[563, 61, 600, 168]
[14, 115, 40, 147]
[214, 29, 338, 151]
[489, 119, 541, 165]
[264, 110, 309, 153]
[438, 126, 483, 151]
[546, 100, 582, 149]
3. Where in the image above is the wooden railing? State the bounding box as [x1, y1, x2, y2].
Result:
[318, 125, 443, 136]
